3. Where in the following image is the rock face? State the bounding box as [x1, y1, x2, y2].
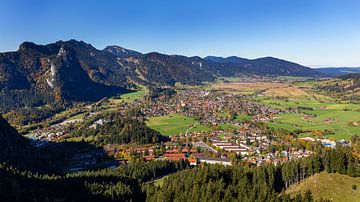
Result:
[0, 39, 322, 112]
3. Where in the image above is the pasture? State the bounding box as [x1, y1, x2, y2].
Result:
[109, 90, 146, 104]
[262, 97, 360, 140]
[146, 113, 210, 136]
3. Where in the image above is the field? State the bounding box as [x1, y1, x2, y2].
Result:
[262, 97, 360, 140]
[286, 172, 360, 202]
[146, 113, 210, 136]
[109, 90, 146, 104]
[211, 81, 308, 97]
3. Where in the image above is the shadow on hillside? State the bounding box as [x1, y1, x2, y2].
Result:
[30, 139, 117, 174]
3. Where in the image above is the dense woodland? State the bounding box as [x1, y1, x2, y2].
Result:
[3, 104, 64, 125]
[0, 161, 187, 202]
[71, 111, 169, 146]
[0, 89, 54, 113]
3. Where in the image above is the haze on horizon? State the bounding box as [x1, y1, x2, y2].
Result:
[0, 0, 359, 67]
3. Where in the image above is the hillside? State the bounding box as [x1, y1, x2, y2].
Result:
[0, 115, 36, 167]
[0, 40, 322, 112]
[315, 73, 360, 100]
[286, 172, 360, 202]
[0, 40, 131, 112]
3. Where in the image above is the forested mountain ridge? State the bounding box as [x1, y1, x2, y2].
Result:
[204, 56, 321, 77]
[314, 67, 360, 77]
[0, 40, 322, 112]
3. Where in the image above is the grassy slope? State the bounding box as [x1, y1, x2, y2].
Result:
[286, 172, 360, 202]
[146, 113, 210, 136]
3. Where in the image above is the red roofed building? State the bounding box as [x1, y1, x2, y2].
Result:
[188, 158, 198, 166]
[164, 153, 186, 161]
[143, 155, 155, 161]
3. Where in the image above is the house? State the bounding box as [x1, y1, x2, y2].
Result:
[195, 155, 232, 166]
[188, 158, 198, 166]
[164, 153, 186, 161]
[143, 155, 155, 161]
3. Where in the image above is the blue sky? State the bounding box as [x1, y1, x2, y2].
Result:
[0, 0, 360, 67]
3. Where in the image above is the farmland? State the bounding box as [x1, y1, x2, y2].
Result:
[259, 96, 360, 140]
[211, 81, 309, 96]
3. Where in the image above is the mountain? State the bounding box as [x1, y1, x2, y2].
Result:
[0, 40, 132, 112]
[204, 56, 250, 64]
[0, 40, 323, 112]
[127, 52, 217, 85]
[314, 67, 360, 77]
[104, 45, 142, 57]
[204, 56, 322, 77]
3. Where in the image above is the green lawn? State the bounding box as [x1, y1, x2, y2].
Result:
[146, 113, 210, 136]
[286, 172, 360, 202]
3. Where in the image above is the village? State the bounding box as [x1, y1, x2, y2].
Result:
[23, 88, 351, 172]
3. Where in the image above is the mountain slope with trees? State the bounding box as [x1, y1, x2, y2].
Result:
[0, 40, 323, 112]
[315, 73, 360, 101]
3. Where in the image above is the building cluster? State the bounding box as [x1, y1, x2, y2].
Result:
[142, 90, 280, 125]
[299, 137, 350, 148]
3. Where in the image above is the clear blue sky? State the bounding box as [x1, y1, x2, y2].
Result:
[0, 0, 359, 67]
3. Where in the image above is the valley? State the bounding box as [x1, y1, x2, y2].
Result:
[0, 41, 359, 202]
[1, 1, 360, 201]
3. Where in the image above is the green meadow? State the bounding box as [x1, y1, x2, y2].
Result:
[146, 113, 210, 136]
[259, 97, 360, 140]
[109, 90, 146, 104]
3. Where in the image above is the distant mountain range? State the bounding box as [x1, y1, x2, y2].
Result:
[314, 67, 360, 77]
[0, 40, 323, 112]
